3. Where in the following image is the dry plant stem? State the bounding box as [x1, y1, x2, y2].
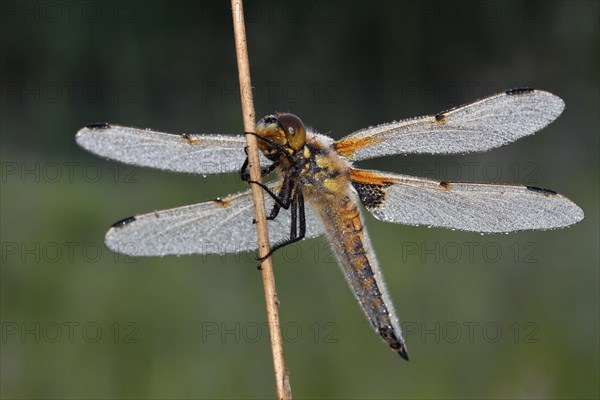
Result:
[231, 1, 291, 399]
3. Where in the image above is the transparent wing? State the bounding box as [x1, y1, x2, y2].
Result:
[351, 169, 584, 233]
[335, 89, 565, 161]
[76, 123, 264, 175]
[105, 184, 325, 256]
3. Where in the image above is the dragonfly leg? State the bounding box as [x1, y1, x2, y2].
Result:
[242, 159, 298, 232]
[250, 178, 294, 224]
[258, 191, 306, 261]
[243, 132, 290, 157]
[240, 148, 278, 182]
[240, 151, 250, 181]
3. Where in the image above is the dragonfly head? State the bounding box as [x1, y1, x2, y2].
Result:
[256, 113, 306, 158]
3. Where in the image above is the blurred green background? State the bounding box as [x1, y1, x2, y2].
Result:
[1, 1, 598, 398]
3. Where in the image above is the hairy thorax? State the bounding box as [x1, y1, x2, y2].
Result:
[297, 133, 353, 202]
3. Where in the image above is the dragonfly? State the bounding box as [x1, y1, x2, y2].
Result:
[76, 88, 584, 360]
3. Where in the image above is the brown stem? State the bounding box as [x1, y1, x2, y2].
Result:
[230, 1, 291, 399]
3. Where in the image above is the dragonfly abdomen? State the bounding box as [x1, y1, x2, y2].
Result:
[314, 193, 409, 360]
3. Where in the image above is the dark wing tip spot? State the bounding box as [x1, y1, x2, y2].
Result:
[86, 122, 110, 129]
[527, 186, 557, 196]
[506, 87, 535, 95]
[111, 216, 137, 228]
[434, 113, 447, 124]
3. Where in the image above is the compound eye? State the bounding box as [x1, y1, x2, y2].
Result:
[278, 113, 306, 151]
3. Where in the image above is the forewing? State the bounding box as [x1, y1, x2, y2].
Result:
[105, 184, 325, 256]
[335, 89, 565, 161]
[76, 123, 262, 175]
[351, 169, 584, 233]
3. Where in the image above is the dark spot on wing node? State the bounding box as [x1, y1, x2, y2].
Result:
[439, 181, 451, 190]
[111, 216, 136, 228]
[378, 326, 409, 361]
[506, 88, 535, 95]
[181, 133, 200, 144]
[434, 113, 447, 124]
[527, 186, 557, 196]
[86, 122, 110, 129]
[213, 197, 231, 208]
[352, 181, 392, 209]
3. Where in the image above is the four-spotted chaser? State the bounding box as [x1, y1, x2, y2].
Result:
[76, 88, 584, 360]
